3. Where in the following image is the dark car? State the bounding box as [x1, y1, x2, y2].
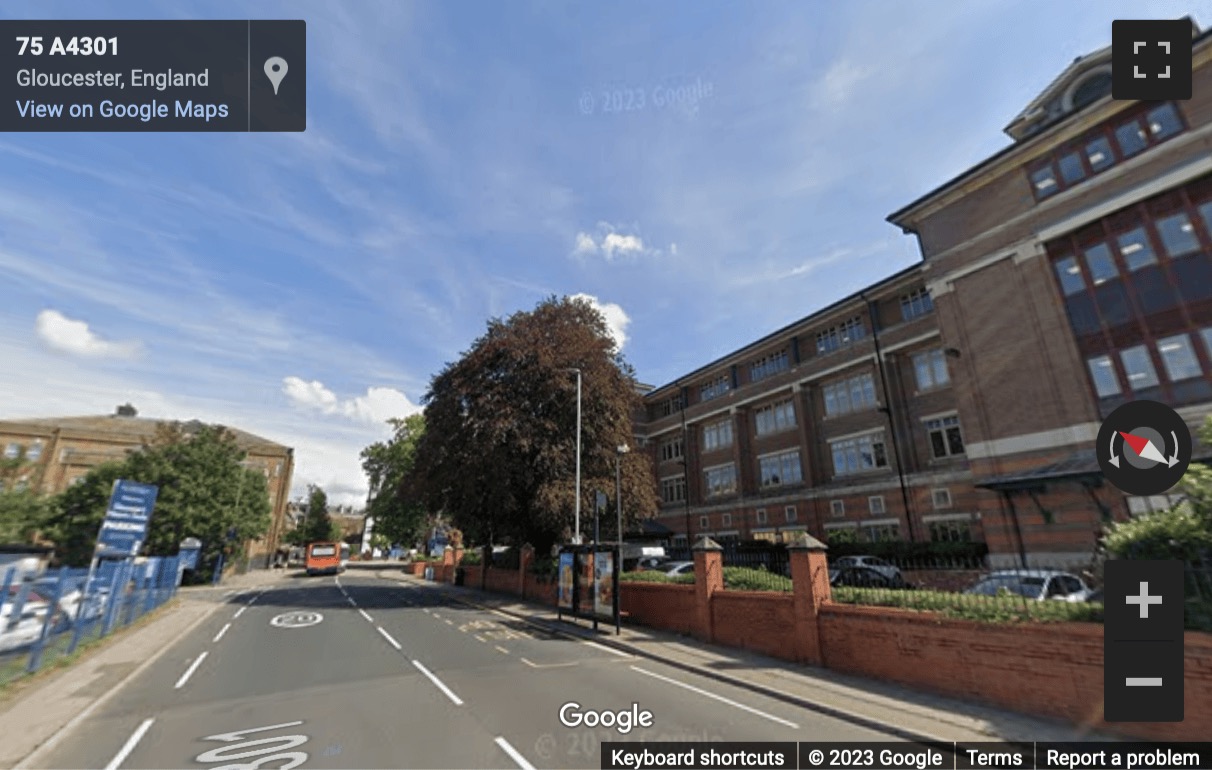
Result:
[829, 565, 910, 589]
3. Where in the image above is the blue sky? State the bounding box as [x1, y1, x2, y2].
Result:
[3, 1, 1210, 505]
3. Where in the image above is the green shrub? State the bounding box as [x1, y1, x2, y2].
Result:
[1103, 501, 1212, 562]
[620, 571, 694, 585]
[459, 550, 483, 565]
[723, 566, 792, 592]
[830, 586, 1104, 624]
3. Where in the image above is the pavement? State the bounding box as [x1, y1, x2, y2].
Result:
[0, 565, 1116, 770]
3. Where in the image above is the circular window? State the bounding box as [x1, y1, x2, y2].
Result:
[1071, 71, 1113, 109]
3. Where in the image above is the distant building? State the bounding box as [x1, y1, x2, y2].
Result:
[0, 404, 295, 567]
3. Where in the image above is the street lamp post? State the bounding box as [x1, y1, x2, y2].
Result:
[615, 444, 629, 549]
[567, 368, 583, 544]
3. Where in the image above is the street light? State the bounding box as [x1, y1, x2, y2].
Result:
[566, 368, 583, 544]
[615, 444, 630, 551]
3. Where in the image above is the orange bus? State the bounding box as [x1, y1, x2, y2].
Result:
[305, 542, 343, 576]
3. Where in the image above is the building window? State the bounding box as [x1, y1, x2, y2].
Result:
[1087, 355, 1121, 398]
[704, 465, 737, 498]
[932, 488, 953, 509]
[1054, 256, 1085, 295]
[925, 415, 965, 459]
[721, 514, 732, 527]
[785, 505, 797, 523]
[830, 500, 845, 517]
[759, 450, 802, 488]
[754, 399, 796, 436]
[658, 394, 684, 417]
[3, 443, 19, 459]
[700, 375, 731, 402]
[750, 350, 790, 382]
[1155, 212, 1201, 258]
[830, 433, 888, 476]
[869, 495, 885, 515]
[25, 441, 43, 462]
[900, 288, 933, 321]
[1157, 333, 1202, 382]
[1085, 136, 1114, 172]
[702, 420, 733, 452]
[815, 317, 866, 355]
[1119, 345, 1160, 390]
[1126, 494, 1185, 516]
[1084, 242, 1118, 286]
[929, 519, 972, 542]
[660, 438, 684, 462]
[912, 349, 950, 390]
[1030, 103, 1184, 201]
[755, 508, 768, 525]
[700, 516, 710, 529]
[864, 523, 900, 542]
[1202, 327, 1212, 359]
[1116, 227, 1157, 272]
[660, 476, 686, 504]
[823, 372, 877, 416]
[1031, 165, 1059, 198]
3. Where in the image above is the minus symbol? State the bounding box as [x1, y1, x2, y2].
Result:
[1125, 677, 1163, 686]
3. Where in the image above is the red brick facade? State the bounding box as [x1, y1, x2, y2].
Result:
[635, 25, 1212, 568]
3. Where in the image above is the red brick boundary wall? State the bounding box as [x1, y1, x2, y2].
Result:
[440, 539, 1212, 740]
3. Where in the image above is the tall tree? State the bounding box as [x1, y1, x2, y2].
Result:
[43, 424, 273, 570]
[360, 413, 427, 547]
[411, 295, 658, 555]
[301, 484, 339, 543]
[0, 449, 52, 544]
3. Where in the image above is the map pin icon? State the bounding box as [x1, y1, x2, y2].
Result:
[264, 57, 288, 95]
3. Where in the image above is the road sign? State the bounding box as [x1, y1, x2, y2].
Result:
[97, 480, 159, 557]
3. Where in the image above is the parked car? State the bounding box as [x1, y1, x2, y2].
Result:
[830, 555, 903, 582]
[964, 570, 1092, 602]
[635, 556, 670, 571]
[662, 561, 694, 576]
[0, 586, 54, 653]
[830, 565, 911, 589]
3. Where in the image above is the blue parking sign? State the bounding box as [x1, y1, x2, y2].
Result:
[96, 480, 158, 557]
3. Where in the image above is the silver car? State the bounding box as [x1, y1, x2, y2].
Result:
[965, 570, 1092, 602]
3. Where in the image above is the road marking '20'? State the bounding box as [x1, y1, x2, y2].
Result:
[196, 721, 310, 769]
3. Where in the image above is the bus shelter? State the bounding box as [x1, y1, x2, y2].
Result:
[555, 543, 620, 634]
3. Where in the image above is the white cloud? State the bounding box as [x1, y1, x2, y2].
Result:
[573, 232, 597, 256]
[571, 293, 630, 351]
[34, 309, 141, 359]
[812, 59, 873, 108]
[282, 377, 420, 425]
[571, 222, 661, 261]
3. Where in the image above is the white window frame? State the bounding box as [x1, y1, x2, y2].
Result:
[758, 449, 803, 488]
[721, 513, 732, 527]
[830, 500, 845, 517]
[932, 488, 953, 509]
[823, 372, 878, 417]
[868, 495, 886, 514]
[660, 475, 686, 504]
[829, 431, 889, 476]
[699, 516, 710, 529]
[702, 419, 734, 452]
[924, 413, 965, 459]
[703, 463, 737, 498]
[912, 348, 951, 391]
[755, 508, 768, 525]
[784, 505, 797, 523]
[754, 399, 796, 436]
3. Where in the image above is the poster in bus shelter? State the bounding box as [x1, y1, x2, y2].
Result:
[557, 551, 574, 609]
[577, 551, 595, 611]
[593, 550, 614, 617]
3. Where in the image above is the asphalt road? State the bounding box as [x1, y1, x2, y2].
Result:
[35, 573, 900, 769]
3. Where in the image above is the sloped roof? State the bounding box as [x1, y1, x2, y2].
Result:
[4, 414, 289, 451]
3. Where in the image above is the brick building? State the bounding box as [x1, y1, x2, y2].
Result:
[635, 19, 1212, 568]
[0, 404, 295, 565]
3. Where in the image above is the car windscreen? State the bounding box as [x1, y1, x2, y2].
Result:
[968, 576, 1045, 597]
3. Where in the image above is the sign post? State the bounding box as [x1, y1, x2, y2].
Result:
[89, 479, 158, 625]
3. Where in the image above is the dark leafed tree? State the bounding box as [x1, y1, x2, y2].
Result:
[301, 484, 340, 543]
[45, 424, 272, 573]
[360, 413, 428, 548]
[410, 295, 658, 555]
[0, 448, 53, 545]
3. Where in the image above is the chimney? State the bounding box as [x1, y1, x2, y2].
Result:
[115, 403, 138, 417]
